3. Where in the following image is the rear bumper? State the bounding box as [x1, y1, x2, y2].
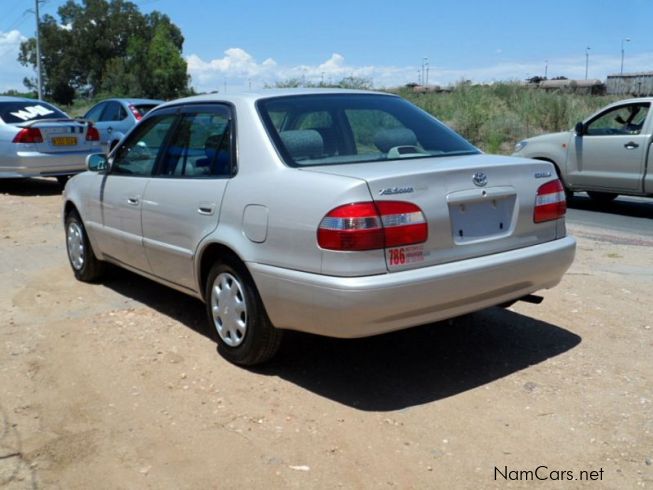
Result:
[249, 236, 576, 338]
[0, 149, 94, 178]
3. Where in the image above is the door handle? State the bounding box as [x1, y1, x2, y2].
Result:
[198, 200, 216, 215]
[127, 196, 139, 205]
[624, 141, 639, 149]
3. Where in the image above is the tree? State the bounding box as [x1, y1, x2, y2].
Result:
[18, 0, 189, 103]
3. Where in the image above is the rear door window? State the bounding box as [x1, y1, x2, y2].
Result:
[157, 107, 232, 178]
[100, 101, 127, 122]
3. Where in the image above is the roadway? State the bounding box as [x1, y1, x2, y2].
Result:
[566, 193, 652, 240]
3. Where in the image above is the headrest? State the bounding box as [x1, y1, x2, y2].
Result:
[374, 128, 418, 153]
[279, 129, 323, 160]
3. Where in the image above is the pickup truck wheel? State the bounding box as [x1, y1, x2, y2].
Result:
[205, 261, 282, 366]
[587, 191, 618, 203]
[65, 211, 105, 282]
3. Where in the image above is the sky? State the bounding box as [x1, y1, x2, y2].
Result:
[1, 0, 653, 93]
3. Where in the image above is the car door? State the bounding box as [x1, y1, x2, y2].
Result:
[567, 102, 650, 192]
[141, 104, 234, 291]
[96, 110, 178, 272]
[96, 101, 128, 150]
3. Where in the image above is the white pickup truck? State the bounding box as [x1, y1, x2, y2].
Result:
[513, 98, 653, 201]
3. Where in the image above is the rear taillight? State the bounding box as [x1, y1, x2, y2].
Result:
[128, 104, 142, 121]
[534, 179, 566, 223]
[86, 125, 100, 141]
[12, 127, 43, 143]
[318, 201, 427, 251]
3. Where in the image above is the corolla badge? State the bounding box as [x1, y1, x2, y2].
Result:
[472, 172, 488, 187]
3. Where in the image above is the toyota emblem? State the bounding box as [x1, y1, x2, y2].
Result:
[472, 172, 487, 187]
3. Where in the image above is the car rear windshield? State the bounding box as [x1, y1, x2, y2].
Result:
[0, 101, 68, 124]
[256, 93, 479, 167]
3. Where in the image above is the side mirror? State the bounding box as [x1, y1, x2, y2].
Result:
[86, 153, 108, 172]
[574, 122, 585, 136]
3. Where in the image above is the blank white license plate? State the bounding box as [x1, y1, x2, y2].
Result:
[449, 196, 515, 243]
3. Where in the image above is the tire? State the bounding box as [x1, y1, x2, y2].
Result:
[587, 191, 618, 203]
[56, 175, 70, 188]
[65, 210, 105, 282]
[205, 261, 282, 366]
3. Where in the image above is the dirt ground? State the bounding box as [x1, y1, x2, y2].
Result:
[0, 178, 651, 489]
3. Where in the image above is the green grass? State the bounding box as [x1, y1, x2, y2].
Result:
[396, 83, 620, 154]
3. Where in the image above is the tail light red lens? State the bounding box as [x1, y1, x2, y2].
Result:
[128, 104, 142, 121]
[86, 125, 100, 141]
[12, 127, 43, 144]
[534, 179, 566, 223]
[318, 201, 427, 251]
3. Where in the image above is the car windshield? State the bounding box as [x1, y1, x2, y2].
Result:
[0, 101, 68, 124]
[257, 93, 479, 166]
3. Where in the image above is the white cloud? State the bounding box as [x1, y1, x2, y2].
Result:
[0, 30, 31, 92]
[186, 49, 416, 92]
[187, 48, 653, 93]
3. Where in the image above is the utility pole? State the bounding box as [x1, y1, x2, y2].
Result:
[585, 47, 590, 80]
[620, 38, 631, 75]
[34, 0, 43, 100]
[544, 60, 548, 79]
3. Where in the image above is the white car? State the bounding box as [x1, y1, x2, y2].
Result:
[63, 89, 576, 365]
[0, 96, 101, 185]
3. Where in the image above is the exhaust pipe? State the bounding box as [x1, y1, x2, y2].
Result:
[518, 294, 544, 304]
[498, 294, 544, 308]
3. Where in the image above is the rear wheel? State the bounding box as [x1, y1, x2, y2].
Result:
[587, 191, 618, 203]
[205, 261, 282, 366]
[65, 210, 105, 282]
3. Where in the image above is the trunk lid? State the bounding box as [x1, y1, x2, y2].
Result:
[20, 119, 100, 153]
[304, 154, 562, 271]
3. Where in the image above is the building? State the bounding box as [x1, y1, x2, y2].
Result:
[606, 72, 653, 97]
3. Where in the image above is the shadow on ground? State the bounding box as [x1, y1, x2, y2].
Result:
[569, 194, 652, 219]
[0, 177, 62, 196]
[101, 267, 581, 412]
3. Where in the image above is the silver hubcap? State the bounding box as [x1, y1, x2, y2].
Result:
[66, 221, 85, 271]
[210, 272, 247, 347]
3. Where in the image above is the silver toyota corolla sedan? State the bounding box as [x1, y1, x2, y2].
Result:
[63, 89, 576, 365]
[0, 96, 102, 184]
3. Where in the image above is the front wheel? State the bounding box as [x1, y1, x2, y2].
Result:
[205, 262, 282, 366]
[65, 211, 105, 282]
[587, 191, 618, 203]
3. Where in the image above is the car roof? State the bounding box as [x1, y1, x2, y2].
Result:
[155, 88, 396, 110]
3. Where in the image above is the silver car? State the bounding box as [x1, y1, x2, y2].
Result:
[0, 96, 102, 184]
[63, 89, 576, 365]
[82, 98, 163, 153]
